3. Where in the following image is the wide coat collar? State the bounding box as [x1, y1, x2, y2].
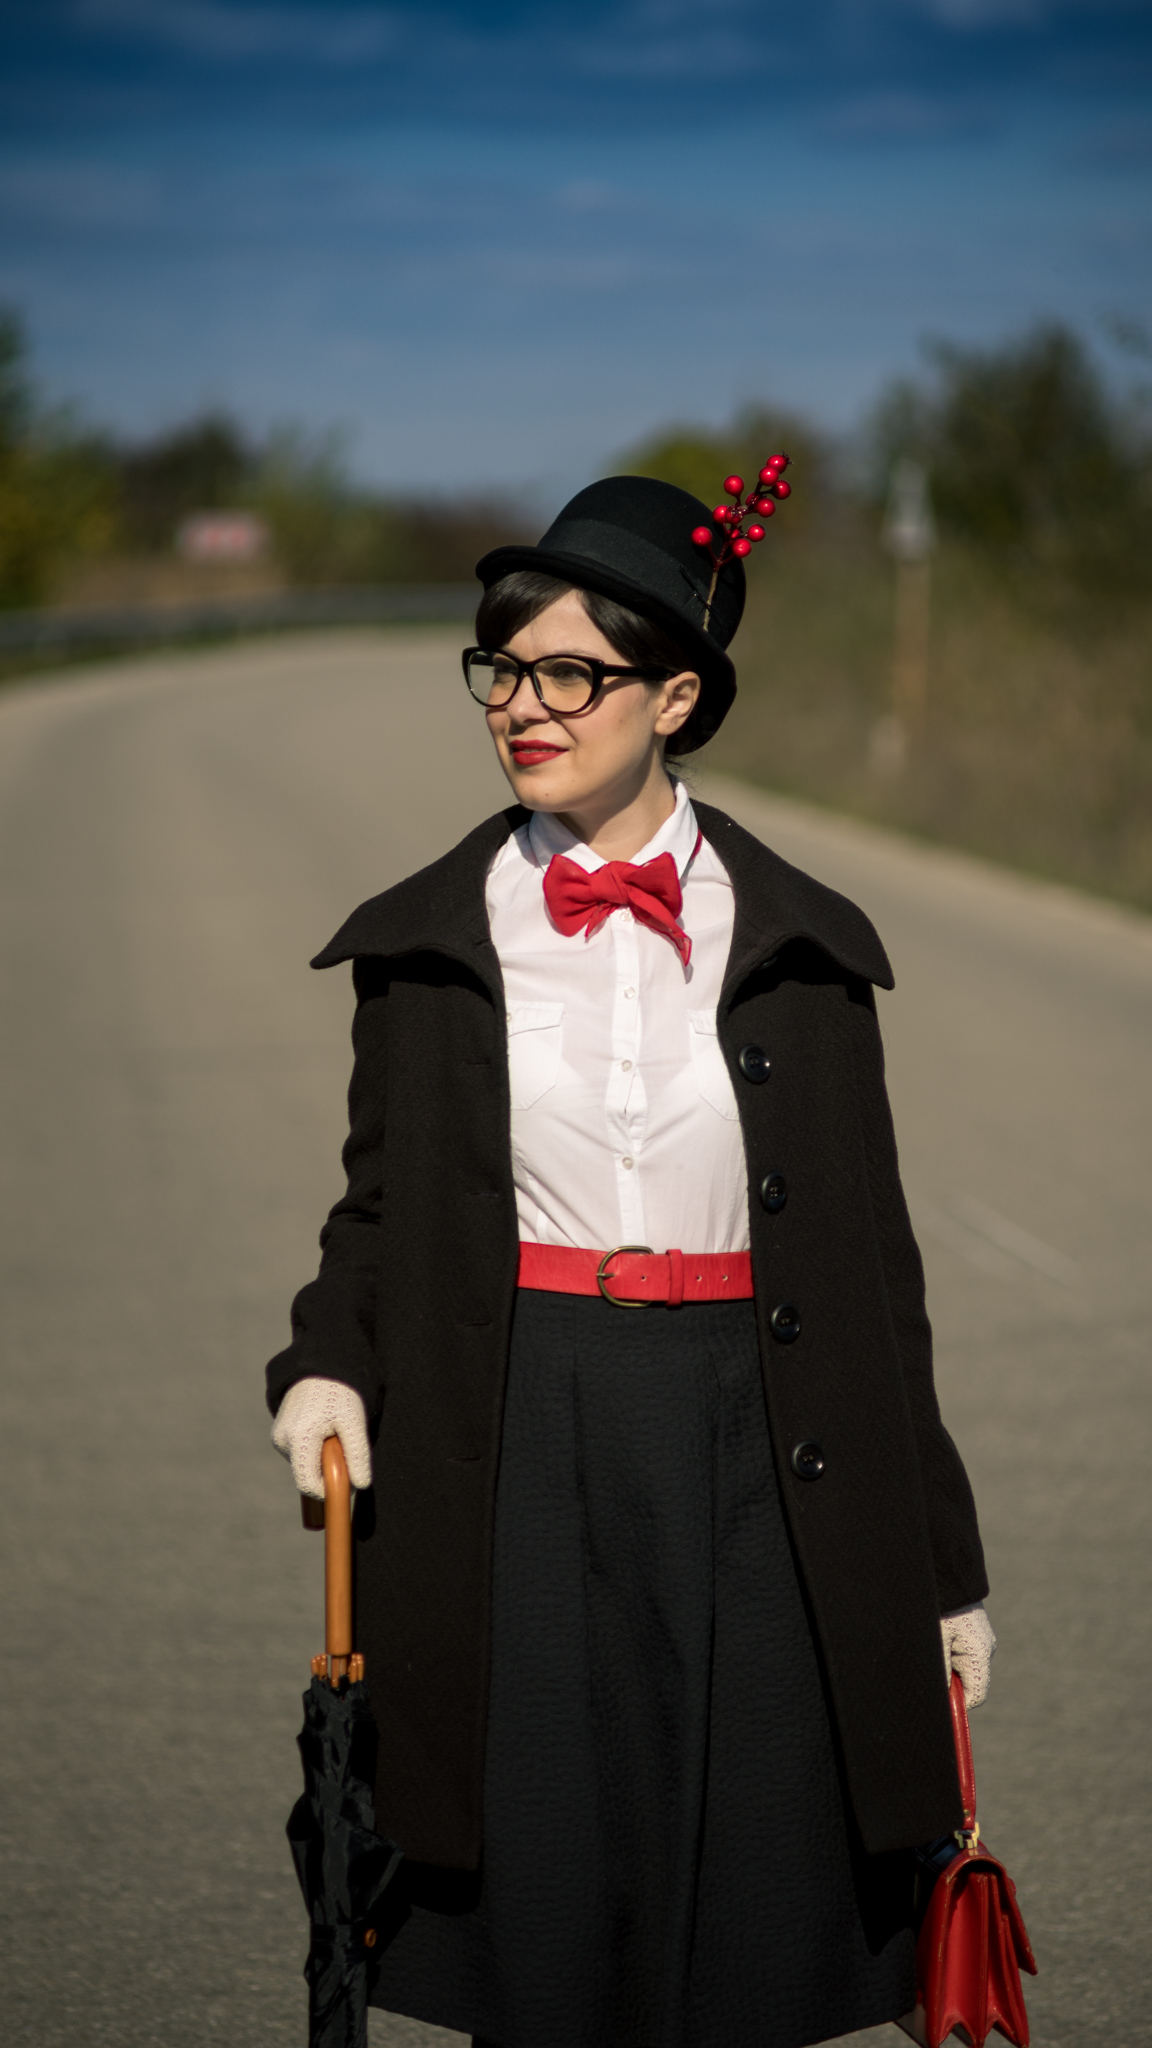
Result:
[310, 799, 894, 996]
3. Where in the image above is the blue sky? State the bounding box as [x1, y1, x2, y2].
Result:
[1, 1, 1149, 498]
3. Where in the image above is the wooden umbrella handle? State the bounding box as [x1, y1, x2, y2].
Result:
[305, 1435, 363, 1686]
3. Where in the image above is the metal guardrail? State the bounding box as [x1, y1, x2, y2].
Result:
[0, 583, 479, 653]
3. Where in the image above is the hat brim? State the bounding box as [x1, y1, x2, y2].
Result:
[475, 543, 736, 747]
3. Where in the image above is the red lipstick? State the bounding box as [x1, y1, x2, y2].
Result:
[509, 742, 566, 767]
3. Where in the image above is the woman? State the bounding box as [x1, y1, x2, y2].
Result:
[268, 474, 995, 2048]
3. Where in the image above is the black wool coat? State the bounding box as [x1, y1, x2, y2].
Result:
[267, 800, 988, 1870]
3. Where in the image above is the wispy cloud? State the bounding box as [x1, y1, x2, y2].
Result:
[567, 0, 779, 82]
[1071, 117, 1152, 169]
[818, 90, 997, 141]
[3, 0, 1149, 491]
[911, 0, 1046, 27]
[460, 242, 698, 293]
[555, 180, 623, 214]
[0, 160, 158, 228]
[73, 0, 401, 65]
[27, 0, 1150, 127]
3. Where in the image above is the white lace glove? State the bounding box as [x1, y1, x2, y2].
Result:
[941, 1602, 996, 1709]
[271, 1377, 372, 1498]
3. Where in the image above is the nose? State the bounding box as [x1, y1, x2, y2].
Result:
[502, 672, 549, 725]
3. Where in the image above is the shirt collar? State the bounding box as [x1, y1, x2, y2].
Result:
[526, 776, 699, 878]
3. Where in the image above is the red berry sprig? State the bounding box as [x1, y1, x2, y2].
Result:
[691, 454, 792, 627]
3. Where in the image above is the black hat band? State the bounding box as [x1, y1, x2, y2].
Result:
[537, 517, 737, 645]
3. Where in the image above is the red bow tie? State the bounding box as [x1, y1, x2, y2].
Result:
[542, 850, 691, 968]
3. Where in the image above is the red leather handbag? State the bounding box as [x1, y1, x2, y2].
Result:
[902, 1674, 1037, 2048]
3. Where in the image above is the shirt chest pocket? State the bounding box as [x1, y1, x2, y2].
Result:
[506, 1002, 565, 1110]
[687, 1009, 740, 1121]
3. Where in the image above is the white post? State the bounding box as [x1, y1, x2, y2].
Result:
[875, 459, 936, 772]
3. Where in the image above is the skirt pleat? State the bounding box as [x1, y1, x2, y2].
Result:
[369, 1290, 916, 2048]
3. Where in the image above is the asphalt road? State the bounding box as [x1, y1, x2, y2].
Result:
[1, 630, 1149, 2048]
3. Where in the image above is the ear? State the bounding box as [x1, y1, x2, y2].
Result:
[654, 670, 701, 737]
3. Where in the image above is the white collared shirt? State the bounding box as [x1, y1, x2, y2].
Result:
[485, 779, 750, 1255]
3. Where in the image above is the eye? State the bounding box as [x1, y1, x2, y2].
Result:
[539, 659, 594, 688]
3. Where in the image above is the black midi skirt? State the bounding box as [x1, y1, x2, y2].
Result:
[369, 1290, 917, 2048]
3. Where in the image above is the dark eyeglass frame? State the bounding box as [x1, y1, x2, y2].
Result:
[462, 645, 673, 715]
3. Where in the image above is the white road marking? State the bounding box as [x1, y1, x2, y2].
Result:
[952, 1194, 1081, 1287]
[908, 1193, 1020, 1280]
[909, 1190, 1082, 1291]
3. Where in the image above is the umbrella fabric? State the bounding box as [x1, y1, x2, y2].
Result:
[288, 1673, 405, 2048]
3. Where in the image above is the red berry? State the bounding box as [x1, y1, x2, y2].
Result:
[758, 465, 775, 484]
[713, 504, 733, 521]
[754, 496, 773, 513]
[771, 479, 792, 499]
[691, 525, 714, 547]
[723, 474, 744, 496]
[747, 524, 765, 542]
[731, 536, 752, 557]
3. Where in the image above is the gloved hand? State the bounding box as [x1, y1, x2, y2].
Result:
[941, 1602, 996, 1709]
[271, 1377, 372, 1498]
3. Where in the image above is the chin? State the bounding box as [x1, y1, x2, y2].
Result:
[505, 761, 573, 804]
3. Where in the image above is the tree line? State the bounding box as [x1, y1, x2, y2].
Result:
[622, 322, 1152, 607]
[1, 307, 1149, 611]
[0, 311, 517, 606]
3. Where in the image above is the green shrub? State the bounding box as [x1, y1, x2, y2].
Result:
[0, 312, 116, 607]
[624, 333, 1152, 908]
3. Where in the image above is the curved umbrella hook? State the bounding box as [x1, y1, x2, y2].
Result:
[303, 1435, 362, 1688]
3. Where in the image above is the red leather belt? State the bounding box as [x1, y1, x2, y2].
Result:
[517, 1241, 754, 1309]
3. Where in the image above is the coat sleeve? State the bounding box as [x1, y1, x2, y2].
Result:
[265, 958, 389, 1429]
[848, 982, 989, 1614]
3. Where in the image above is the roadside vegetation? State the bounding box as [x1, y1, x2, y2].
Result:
[2, 308, 1150, 908]
[0, 310, 514, 607]
[624, 327, 1152, 909]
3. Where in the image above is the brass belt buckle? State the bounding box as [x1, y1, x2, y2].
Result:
[596, 1244, 656, 1309]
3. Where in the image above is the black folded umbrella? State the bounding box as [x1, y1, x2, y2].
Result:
[287, 1440, 405, 2048]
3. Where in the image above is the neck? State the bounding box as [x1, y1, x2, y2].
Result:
[557, 757, 677, 862]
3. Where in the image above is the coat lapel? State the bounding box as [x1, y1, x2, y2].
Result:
[692, 800, 894, 998]
[309, 796, 893, 1000]
[310, 805, 531, 1004]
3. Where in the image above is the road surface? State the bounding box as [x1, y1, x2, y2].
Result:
[1, 630, 1148, 2046]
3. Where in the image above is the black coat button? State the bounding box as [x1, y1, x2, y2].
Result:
[770, 1302, 801, 1343]
[760, 1172, 788, 1213]
[791, 1440, 825, 1480]
[738, 1044, 771, 1083]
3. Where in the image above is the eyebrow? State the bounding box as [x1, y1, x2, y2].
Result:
[497, 647, 620, 663]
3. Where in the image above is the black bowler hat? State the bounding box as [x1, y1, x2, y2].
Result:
[475, 475, 746, 745]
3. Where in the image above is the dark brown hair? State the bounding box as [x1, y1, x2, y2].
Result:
[474, 570, 705, 756]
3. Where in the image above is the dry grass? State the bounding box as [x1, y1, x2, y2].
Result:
[711, 537, 1152, 911]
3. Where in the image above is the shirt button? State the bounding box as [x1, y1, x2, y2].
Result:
[621, 1060, 633, 1072]
[622, 1157, 634, 1169]
[623, 987, 636, 1000]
